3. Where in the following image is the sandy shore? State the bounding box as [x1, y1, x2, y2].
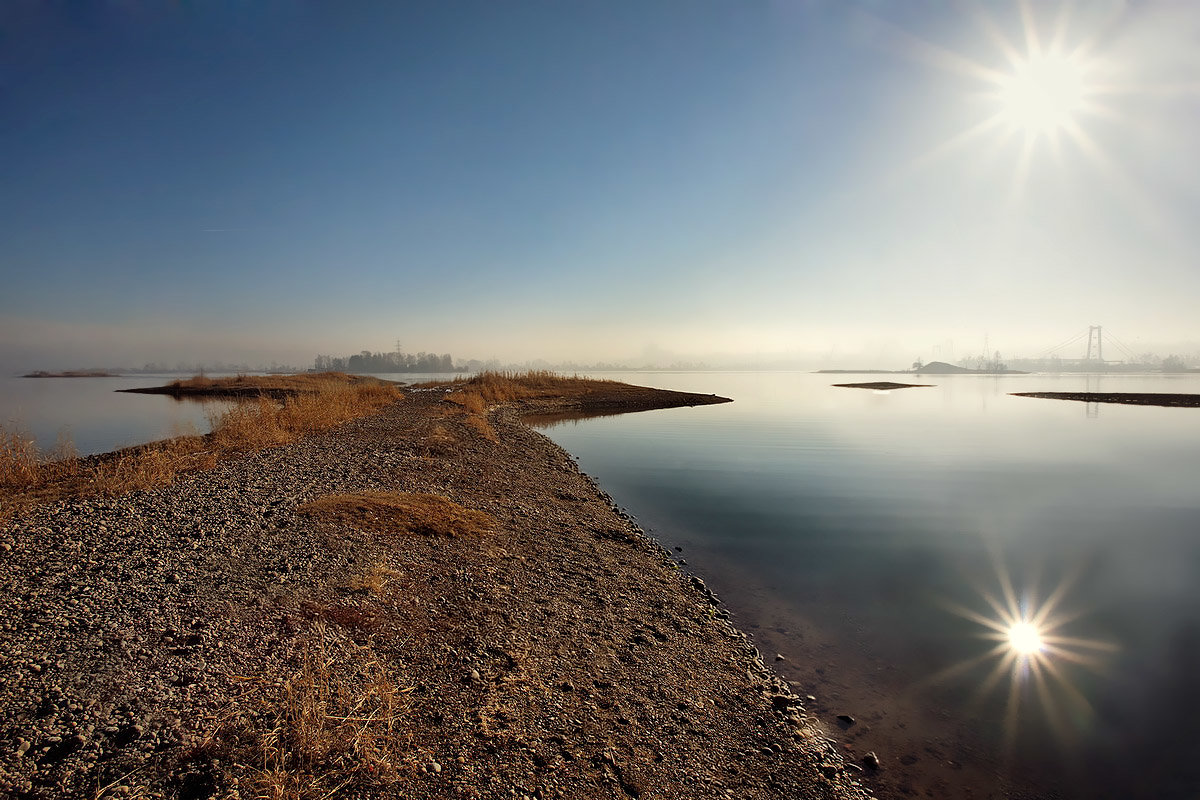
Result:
[0, 384, 871, 799]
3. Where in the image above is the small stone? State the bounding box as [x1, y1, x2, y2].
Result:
[431, 761, 442, 773]
[16, 740, 31, 757]
[836, 714, 856, 726]
[467, 669, 481, 683]
[775, 653, 785, 661]
[863, 751, 881, 770]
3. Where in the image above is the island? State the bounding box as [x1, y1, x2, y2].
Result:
[1011, 391, 1200, 408]
[833, 381, 933, 390]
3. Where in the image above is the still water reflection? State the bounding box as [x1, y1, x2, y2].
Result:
[531, 371, 1200, 800]
[0, 375, 227, 456]
[0, 372, 456, 457]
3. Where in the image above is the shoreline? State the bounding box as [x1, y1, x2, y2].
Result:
[0, 384, 869, 798]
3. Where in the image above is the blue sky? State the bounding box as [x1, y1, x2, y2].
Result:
[2, 1, 1198, 369]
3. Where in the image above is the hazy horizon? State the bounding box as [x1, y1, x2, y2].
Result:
[4, 2, 1198, 373]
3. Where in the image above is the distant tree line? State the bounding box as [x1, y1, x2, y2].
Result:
[314, 350, 458, 373]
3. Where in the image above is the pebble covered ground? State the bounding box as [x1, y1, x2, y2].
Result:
[0, 387, 872, 800]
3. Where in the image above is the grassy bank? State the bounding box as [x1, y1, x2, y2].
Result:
[0, 373, 402, 521]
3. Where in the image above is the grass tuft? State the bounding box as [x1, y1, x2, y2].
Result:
[297, 491, 496, 537]
[347, 563, 405, 596]
[211, 622, 413, 799]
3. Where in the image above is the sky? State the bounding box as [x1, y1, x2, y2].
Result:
[2, 0, 1198, 370]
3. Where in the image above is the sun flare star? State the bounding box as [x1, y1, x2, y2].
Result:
[995, 52, 1088, 136]
[927, 559, 1118, 753]
[1006, 621, 1045, 655]
[875, 0, 1173, 210]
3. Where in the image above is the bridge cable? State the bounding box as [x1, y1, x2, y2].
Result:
[1035, 328, 1090, 360]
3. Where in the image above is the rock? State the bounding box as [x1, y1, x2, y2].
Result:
[467, 669, 481, 683]
[775, 653, 785, 661]
[863, 751, 880, 770]
[836, 714, 855, 726]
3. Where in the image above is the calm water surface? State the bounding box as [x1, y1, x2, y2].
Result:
[532, 371, 1200, 800]
[0, 372, 455, 456]
[0, 375, 228, 455]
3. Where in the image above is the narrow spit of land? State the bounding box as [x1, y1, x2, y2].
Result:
[118, 373, 395, 400]
[0, 374, 871, 800]
[1011, 391, 1200, 408]
[22, 371, 122, 378]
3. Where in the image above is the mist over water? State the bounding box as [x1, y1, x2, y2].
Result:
[532, 371, 1200, 800]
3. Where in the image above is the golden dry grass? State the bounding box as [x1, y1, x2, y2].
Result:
[347, 563, 405, 596]
[297, 491, 496, 537]
[440, 370, 619, 441]
[216, 622, 413, 799]
[0, 375, 403, 521]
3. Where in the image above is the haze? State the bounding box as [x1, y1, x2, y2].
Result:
[3, 1, 1198, 372]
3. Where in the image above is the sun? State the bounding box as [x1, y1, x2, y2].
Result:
[1006, 620, 1044, 655]
[995, 52, 1088, 136]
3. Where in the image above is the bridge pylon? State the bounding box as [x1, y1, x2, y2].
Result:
[1085, 325, 1104, 366]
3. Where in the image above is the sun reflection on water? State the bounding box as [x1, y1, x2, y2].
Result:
[930, 557, 1118, 753]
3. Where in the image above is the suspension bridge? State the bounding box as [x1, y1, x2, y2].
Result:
[1020, 325, 1151, 371]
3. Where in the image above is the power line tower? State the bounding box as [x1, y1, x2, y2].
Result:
[1085, 325, 1104, 366]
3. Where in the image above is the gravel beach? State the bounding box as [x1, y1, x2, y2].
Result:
[0, 385, 871, 799]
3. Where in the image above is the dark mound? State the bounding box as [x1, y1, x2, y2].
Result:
[833, 382, 933, 391]
[1011, 392, 1200, 408]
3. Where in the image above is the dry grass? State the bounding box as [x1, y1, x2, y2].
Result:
[215, 622, 413, 799]
[297, 492, 496, 537]
[0, 375, 403, 521]
[347, 563, 404, 596]
[440, 370, 619, 441]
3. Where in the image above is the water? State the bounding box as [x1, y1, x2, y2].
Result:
[530, 371, 1200, 800]
[0, 372, 458, 456]
[0, 375, 229, 456]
